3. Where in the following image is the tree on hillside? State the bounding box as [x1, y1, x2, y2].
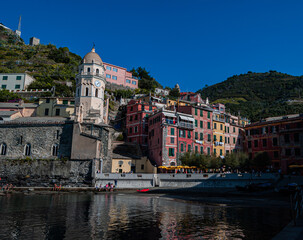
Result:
[169, 86, 180, 99]
[130, 67, 162, 91]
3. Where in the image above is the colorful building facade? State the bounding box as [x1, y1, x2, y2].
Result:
[103, 62, 138, 89]
[148, 109, 194, 166]
[177, 104, 213, 155]
[126, 99, 157, 149]
[245, 114, 303, 173]
[212, 111, 225, 156]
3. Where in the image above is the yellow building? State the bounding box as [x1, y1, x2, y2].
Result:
[37, 97, 75, 117]
[111, 142, 156, 173]
[213, 112, 225, 157]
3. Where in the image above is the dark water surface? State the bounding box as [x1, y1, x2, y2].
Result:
[0, 192, 290, 240]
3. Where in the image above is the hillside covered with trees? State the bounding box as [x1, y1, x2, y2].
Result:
[0, 25, 82, 96]
[197, 71, 303, 122]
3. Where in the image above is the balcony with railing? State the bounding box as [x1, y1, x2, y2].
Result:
[77, 72, 105, 78]
[178, 121, 194, 129]
[213, 114, 225, 123]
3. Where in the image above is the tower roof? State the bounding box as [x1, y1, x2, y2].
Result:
[83, 47, 103, 65]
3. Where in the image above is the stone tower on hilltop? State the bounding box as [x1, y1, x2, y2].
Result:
[75, 47, 106, 124]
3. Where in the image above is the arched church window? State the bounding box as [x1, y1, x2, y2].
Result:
[96, 69, 99, 74]
[52, 144, 59, 156]
[0, 143, 7, 155]
[87, 67, 91, 73]
[25, 143, 31, 156]
[86, 87, 89, 96]
[95, 89, 98, 98]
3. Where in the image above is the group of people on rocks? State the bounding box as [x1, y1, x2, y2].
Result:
[96, 182, 115, 192]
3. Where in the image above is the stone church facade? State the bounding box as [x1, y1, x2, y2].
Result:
[0, 48, 113, 186]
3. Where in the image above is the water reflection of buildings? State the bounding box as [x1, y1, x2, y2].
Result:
[0, 194, 288, 239]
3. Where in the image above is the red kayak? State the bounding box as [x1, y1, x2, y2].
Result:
[137, 189, 150, 192]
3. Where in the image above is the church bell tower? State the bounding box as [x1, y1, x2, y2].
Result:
[75, 47, 106, 124]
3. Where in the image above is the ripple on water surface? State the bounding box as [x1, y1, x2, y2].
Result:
[0, 193, 290, 240]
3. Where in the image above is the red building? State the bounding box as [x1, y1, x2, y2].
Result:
[245, 114, 303, 173]
[177, 104, 213, 155]
[148, 109, 194, 166]
[126, 99, 157, 150]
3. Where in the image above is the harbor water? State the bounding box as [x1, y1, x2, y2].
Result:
[0, 192, 290, 239]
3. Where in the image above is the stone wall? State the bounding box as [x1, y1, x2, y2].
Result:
[0, 120, 73, 160]
[0, 159, 93, 187]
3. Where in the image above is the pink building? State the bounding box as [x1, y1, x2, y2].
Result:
[126, 99, 157, 150]
[148, 109, 194, 167]
[177, 104, 213, 155]
[103, 62, 138, 89]
[224, 114, 245, 154]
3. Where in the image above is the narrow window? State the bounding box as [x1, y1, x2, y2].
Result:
[86, 87, 89, 96]
[171, 128, 175, 135]
[45, 108, 49, 116]
[52, 145, 59, 156]
[96, 69, 99, 74]
[95, 88, 98, 98]
[25, 144, 31, 156]
[55, 109, 60, 116]
[87, 67, 90, 73]
[0, 143, 7, 155]
[55, 130, 60, 140]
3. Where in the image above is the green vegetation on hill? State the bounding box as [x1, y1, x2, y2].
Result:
[0, 26, 81, 97]
[131, 67, 162, 91]
[197, 71, 303, 122]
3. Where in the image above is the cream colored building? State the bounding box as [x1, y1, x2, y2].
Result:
[36, 97, 74, 117]
[75, 47, 106, 124]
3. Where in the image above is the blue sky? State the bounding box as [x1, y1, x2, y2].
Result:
[2, 0, 303, 92]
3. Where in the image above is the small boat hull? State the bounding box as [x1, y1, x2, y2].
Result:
[137, 189, 150, 193]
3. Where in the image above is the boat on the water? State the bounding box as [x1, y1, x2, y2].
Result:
[137, 189, 150, 193]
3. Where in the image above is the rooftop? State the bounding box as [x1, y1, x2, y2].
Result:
[0, 117, 72, 125]
[0, 111, 19, 117]
[0, 102, 38, 108]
